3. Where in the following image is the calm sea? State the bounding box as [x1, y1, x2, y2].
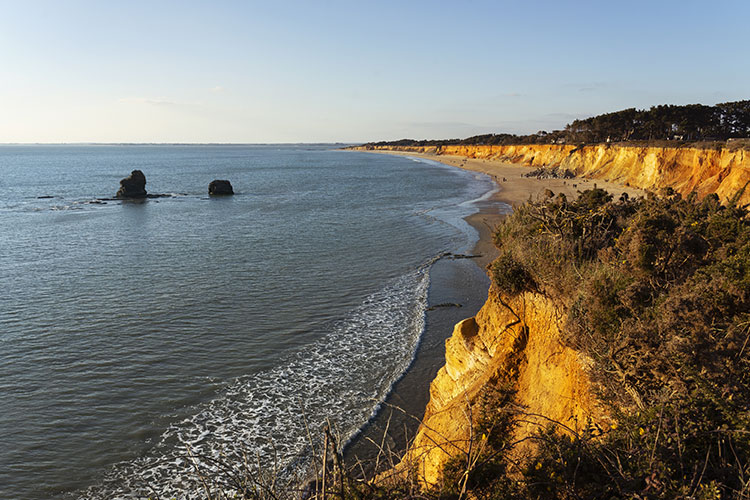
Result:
[0, 144, 495, 499]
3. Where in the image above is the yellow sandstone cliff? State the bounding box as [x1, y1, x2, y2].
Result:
[358, 143, 750, 206]
[402, 287, 606, 486]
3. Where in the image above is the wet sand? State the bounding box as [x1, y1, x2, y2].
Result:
[343, 249, 491, 473]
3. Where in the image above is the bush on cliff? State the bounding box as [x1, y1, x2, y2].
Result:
[490, 252, 535, 297]
[439, 384, 522, 499]
[458, 188, 750, 499]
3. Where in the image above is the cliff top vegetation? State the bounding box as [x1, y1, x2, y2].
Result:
[474, 186, 750, 499]
[361, 100, 750, 148]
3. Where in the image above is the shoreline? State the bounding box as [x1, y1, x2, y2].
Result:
[342, 154, 497, 470]
[343, 148, 644, 471]
[368, 148, 646, 269]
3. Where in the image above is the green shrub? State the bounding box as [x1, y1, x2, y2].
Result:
[472, 189, 750, 499]
[490, 252, 535, 296]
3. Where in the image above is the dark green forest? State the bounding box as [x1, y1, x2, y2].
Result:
[364, 100, 750, 147]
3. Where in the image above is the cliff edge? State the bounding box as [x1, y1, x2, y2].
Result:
[400, 287, 606, 486]
[354, 143, 750, 206]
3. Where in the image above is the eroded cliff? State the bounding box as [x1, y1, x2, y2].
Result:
[375, 170, 750, 496]
[356, 143, 750, 206]
[400, 287, 606, 486]
[366, 141, 750, 489]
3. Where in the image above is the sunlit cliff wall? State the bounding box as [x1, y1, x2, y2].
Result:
[357, 143, 750, 206]
[400, 287, 607, 486]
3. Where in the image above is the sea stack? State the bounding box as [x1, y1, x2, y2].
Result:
[116, 170, 147, 199]
[208, 179, 234, 195]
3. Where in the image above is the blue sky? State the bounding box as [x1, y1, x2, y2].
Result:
[0, 0, 747, 143]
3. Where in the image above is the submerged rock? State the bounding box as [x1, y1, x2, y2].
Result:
[208, 179, 234, 195]
[116, 170, 147, 199]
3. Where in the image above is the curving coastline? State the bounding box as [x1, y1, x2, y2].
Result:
[356, 147, 645, 268]
[352, 142, 750, 206]
[347, 147, 645, 482]
[351, 142, 750, 486]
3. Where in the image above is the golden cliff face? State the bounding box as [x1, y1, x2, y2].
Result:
[359, 143, 750, 206]
[363, 141, 749, 486]
[401, 288, 605, 486]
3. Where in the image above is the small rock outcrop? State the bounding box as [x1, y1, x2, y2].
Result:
[208, 180, 234, 195]
[116, 170, 147, 198]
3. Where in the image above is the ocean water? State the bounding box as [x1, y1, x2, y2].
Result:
[0, 145, 495, 499]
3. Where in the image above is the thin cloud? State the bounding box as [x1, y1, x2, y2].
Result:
[211, 86, 224, 93]
[560, 81, 610, 93]
[118, 97, 177, 106]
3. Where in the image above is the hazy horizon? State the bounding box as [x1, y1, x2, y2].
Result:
[0, 141, 357, 145]
[1, 0, 748, 143]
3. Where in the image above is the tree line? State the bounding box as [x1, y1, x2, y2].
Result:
[365, 100, 750, 147]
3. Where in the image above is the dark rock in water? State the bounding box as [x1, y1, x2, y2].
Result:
[116, 170, 147, 198]
[426, 302, 463, 311]
[208, 179, 234, 195]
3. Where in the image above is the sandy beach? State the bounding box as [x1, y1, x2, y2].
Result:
[367, 149, 645, 269]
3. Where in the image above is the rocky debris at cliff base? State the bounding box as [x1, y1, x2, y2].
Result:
[445, 252, 482, 260]
[522, 167, 576, 179]
[116, 170, 148, 198]
[208, 179, 234, 195]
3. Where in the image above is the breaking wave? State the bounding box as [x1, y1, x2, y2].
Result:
[80, 268, 430, 499]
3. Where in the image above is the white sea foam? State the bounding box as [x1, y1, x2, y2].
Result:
[79, 269, 430, 499]
[460, 185, 500, 206]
